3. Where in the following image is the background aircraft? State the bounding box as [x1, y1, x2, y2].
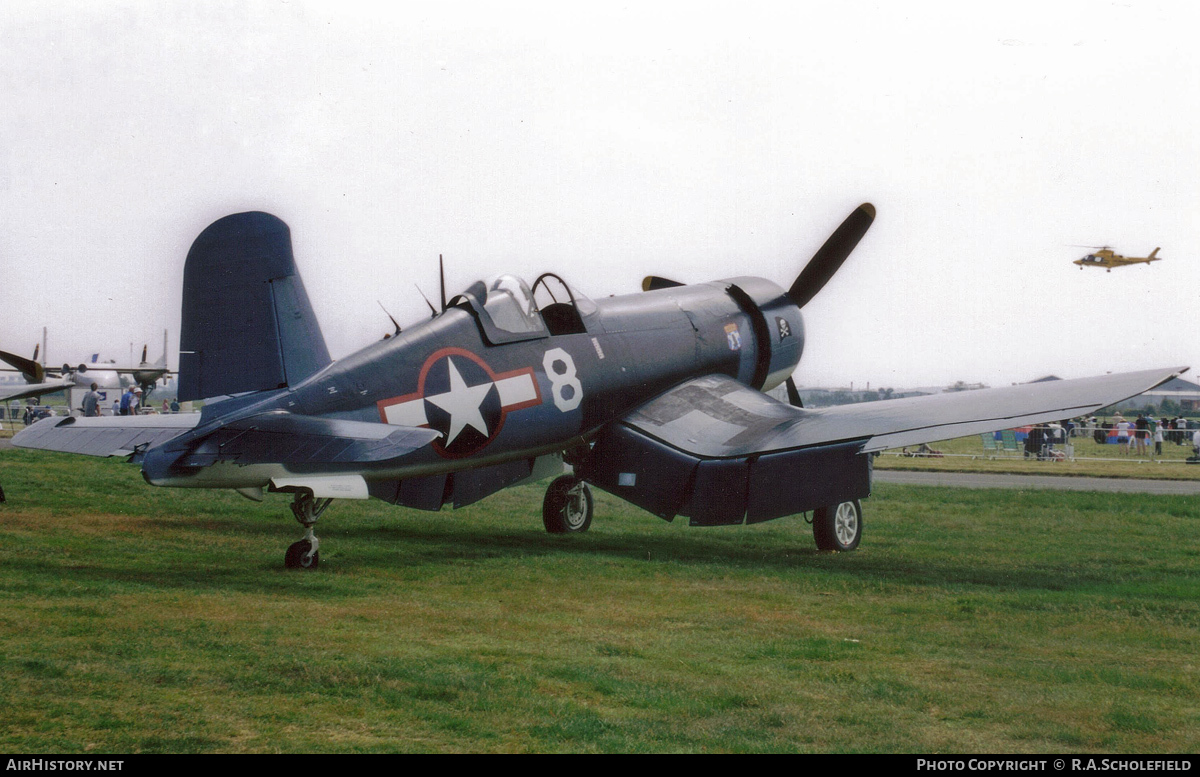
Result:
[1074, 246, 1162, 271]
[0, 344, 93, 404]
[125, 332, 172, 398]
[1, 332, 172, 405]
[14, 207, 1183, 569]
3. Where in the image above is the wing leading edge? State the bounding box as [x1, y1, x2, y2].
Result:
[580, 366, 1185, 527]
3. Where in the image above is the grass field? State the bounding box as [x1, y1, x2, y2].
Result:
[2, 447, 1199, 753]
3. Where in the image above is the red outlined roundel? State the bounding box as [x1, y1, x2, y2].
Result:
[376, 347, 542, 459]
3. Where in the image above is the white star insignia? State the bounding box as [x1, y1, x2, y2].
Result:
[424, 358, 493, 445]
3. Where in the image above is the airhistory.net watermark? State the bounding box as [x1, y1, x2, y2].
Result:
[6, 761, 124, 771]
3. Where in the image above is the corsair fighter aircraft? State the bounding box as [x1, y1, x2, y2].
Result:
[14, 207, 1185, 568]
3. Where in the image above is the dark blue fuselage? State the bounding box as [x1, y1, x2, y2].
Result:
[143, 276, 804, 498]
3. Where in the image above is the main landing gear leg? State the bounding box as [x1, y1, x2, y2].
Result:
[285, 492, 333, 569]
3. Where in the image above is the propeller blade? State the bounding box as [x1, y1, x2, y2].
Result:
[785, 376, 803, 408]
[0, 349, 44, 383]
[642, 276, 685, 292]
[787, 203, 875, 309]
[141, 344, 148, 364]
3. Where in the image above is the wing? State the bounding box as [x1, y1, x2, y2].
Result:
[12, 413, 203, 456]
[162, 412, 442, 467]
[580, 367, 1185, 527]
[13, 410, 441, 466]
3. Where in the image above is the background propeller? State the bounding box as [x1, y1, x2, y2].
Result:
[787, 202, 875, 309]
[0, 348, 45, 383]
[641, 276, 684, 292]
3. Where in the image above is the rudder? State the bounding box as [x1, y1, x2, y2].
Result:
[178, 211, 331, 401]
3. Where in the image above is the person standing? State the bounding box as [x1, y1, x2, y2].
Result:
[1116, 416, 1131, 455]
[81, 383, 102, 417]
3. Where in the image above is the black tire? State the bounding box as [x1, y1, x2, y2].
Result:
[542, 475, 593, 533]
[813, 500, 863, 552]
[285, 539, 320, 569]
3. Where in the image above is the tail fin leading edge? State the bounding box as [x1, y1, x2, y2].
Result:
[178, 212, 331, 402]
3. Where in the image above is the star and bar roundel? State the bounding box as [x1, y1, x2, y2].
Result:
[377, 348, 543, 459]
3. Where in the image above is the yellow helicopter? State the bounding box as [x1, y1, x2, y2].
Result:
[1073, 246, 1161, 272]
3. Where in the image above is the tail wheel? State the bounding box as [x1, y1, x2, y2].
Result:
[543, 475, 593, 533]
[285, 539, 320, 569]
[813, 500, 863, 552]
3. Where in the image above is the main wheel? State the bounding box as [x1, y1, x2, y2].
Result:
[542, 475, 593, 533]
[285, 539, 320, 569]
[813, 500, 863, 552]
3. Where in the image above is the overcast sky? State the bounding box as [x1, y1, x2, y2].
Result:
[2, 1, 1197, 390]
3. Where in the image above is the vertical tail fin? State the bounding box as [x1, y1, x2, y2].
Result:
[1149, 247, 1160, 260]
[178, 212, 331, 401]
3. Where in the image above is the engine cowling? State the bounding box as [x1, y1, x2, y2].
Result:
[722, 276, 805, 391]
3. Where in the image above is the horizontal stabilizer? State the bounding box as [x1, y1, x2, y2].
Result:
[13, 414, 201, 457]
[178, 212, 331, 401]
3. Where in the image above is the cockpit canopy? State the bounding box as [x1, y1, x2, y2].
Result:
[483, 275, 542, 336]
[454, 273, 595, 344]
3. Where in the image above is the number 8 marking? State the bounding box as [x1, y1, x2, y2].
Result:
[543, 348, 582, 412]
